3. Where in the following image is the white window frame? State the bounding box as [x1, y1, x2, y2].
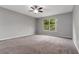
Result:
[42, 17, 57, 32]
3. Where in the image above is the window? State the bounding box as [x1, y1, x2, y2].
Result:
[43, 17, 56, 31]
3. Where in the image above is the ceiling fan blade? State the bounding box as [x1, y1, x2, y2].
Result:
[29, 10, 33, 12]
[31, 7, 34, 9]
[34, 5, 38, 8]
[39, 7, 43, 9]
[39, 10, 43, 12]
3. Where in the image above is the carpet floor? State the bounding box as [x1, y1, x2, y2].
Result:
[0, 35, 78, 54]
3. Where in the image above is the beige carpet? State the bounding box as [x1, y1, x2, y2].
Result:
[0, 35, 78, 54]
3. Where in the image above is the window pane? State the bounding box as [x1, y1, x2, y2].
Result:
[50, 18, 56, 31]
[50, 24, 55, 31]
[43, 19, 49, 30]
[50, 19, 55, 24]
[44, 25, 49, 30]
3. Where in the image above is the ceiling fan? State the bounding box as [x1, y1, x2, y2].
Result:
[29, 5, 43, 14]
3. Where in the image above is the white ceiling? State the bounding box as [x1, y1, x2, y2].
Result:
[0, 5, 73, 18]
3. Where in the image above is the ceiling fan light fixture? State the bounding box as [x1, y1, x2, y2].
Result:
[29, 5, 43, 14]
[33, 9, 38, 14]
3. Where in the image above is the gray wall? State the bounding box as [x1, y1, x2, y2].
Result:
[0, 7, 35, 40]
[36, 12, 72, 38]
[73, 5, 79, 52]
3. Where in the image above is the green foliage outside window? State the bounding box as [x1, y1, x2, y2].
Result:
[43, 18, 56, 31]
[43, 20, 49, 30]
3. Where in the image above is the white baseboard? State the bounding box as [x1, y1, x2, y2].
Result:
[73, 40, 79, 53]
[0, 34, 34, 41]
